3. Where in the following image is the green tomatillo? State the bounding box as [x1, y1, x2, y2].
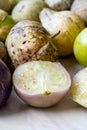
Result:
[73, 28, 87, 66]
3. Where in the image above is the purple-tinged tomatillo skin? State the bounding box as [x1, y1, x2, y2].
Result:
[13, 61, 71, 107]
[14, 86, 70, 107]
[0, 59, 12, 107]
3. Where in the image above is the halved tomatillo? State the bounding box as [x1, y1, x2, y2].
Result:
[70, 68, 87, 108]
[13, 61, 71, 107]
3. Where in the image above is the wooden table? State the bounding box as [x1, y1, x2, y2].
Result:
[0, 56, 87, 130]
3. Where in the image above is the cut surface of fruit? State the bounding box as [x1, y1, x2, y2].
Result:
[70, 68, 87, 107]
[13, 61, 71, 94]
[13, 61, 71, 107]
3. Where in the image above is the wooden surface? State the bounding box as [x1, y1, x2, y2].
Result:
[0, 55, 87, 130]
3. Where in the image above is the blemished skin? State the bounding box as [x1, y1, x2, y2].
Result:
[6, 20, 58, 68]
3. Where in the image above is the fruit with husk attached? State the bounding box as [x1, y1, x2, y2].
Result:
[71, 0, 87, 24]
[6, 20, 58, 68]
[0, 9, 15, 41]
[39, 8, 85, 56]
[11, 0, 47, 22]
[45, 0, 74, 11]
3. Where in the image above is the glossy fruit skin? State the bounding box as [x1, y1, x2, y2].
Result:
[73, 28, 87, 66]
[0, 59, 12, 107]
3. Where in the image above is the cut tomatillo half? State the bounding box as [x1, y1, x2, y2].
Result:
[0, 9, 15, 41]
[70, 68, 87, 108]
[13, 61, 71, 107]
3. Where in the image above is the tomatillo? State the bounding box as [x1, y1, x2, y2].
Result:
[73, 28, 87, 66]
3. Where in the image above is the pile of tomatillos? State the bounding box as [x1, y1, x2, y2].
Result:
[0, 0, 87, 108]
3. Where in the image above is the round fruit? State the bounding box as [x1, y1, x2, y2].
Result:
[0, 9, 15, 41]
[0, 0, 12, 12]
[40, 8, 86, 56]
[11, 0, 46, 22]
[13, 61, 71, 107]
[70, 68, 87, 108]
[73, 28, 87, 66]
[45, 0, 74, 11]
[6, 20, 58, 68]
[0, 41, 7, 62]
[9, 0, 21, 7]
[0, 59, 12, 107]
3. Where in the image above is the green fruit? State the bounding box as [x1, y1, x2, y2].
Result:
[74, 28, 87, 66]
[0, 9, 15, 41]
[0, 15, 15, 27]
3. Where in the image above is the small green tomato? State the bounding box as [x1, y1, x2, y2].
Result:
[73, 28, 87, 66]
